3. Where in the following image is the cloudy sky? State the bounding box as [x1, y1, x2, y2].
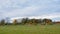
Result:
[0, 0, 60, 21]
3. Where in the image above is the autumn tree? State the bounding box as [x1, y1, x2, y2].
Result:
[28, 19, 39, 25]
[13, 19, 17, 25]
[37, 19, 43, 24]
[42, 19, 52, 25]
[21, 18, 29, 25]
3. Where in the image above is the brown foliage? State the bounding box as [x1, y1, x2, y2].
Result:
[13, 19, 17, 25]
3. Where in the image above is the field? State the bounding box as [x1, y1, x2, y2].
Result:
[0, 24, 60, 34]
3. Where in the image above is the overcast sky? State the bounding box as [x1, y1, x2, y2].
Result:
[0, 0, 60, 21]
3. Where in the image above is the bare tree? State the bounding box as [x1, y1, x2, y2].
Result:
[0, 19, 5, 25]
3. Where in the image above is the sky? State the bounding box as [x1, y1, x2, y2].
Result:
[0, 0, 60, 21]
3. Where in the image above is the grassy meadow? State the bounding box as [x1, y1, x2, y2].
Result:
[0, 24, 60, 34]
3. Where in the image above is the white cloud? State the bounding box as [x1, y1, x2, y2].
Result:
[0, 0, 60, 21]
[0, 6, 39, 18]
[28, 13, 60, 19]
[10, 13, 60, 20]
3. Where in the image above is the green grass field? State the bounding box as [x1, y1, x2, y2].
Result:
[0, 24, 60, 34]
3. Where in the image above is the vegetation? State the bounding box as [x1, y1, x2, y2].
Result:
[20, 18, 53, 25]
[0, 24, 60, 34]
[13, 19, 18, 25]
[0, 19, 5, 25]
[0, 18, 59, 25]
[0, 18, 60, 34]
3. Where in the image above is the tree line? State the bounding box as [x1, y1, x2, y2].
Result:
[0, 18, 58, 25]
